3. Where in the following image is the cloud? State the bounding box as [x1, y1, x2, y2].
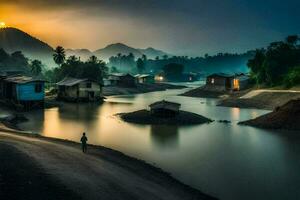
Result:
[1, 0, 299, 55]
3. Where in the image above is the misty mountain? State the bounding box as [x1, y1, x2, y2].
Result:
[93, 43, 171, 61]
[65, 49, 93, 61]
[0, 27, 55, 68]
[138, 47, 171, 59]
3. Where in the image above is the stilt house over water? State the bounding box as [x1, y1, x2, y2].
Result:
[149, 100, 181, 117]
[56, 77, 103, 102]
[0, 75, 46, 109]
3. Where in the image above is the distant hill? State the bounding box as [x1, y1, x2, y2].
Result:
[138, 47, 171, 59]
[93, 43, 171, 61]
[65, 49, 93, 61]
[0, 27, 55, 68]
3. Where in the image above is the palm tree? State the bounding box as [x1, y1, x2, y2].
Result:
[53, 46, 66, 67]
[142, 54, 147, 61]
[30, 60, 42, 76]
[88, 55, 98, 64]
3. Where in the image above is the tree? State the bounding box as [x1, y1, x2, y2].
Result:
[247, 35, 300, 86]
[111, 66, 119, 73]
[142, 54, 147, 62]
[286, 35, 299, 46]
[163, 63, 184, 81]
[136, 58, 145, 73]
[0, 48, 10, 62]
[30, 60, 43, 76]
[162, 55, 168, 60]
[88, 55, 98, 64]
[53, 46, 66, 67]
[11, 51, 28, 67]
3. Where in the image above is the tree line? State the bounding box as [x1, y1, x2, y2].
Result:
[44, 46, 107, 84]
[108, 52, 253, 74]
[248, 35, 300, 87]
[0, 48, 44, 76]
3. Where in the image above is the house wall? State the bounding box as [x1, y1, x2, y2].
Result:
[206, 76, 226, 86]
[119, 76, 136, 87]
[78, 81, 101, 98]
[16, 82, 45, 101]
[63, 85, 78, 98]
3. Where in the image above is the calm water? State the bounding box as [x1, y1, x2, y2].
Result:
[14, 87, 300, 200]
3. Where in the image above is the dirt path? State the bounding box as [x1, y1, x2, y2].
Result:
[240, 89, 300, 99]
[0, 128, 215, 200]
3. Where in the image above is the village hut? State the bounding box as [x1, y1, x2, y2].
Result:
[233, 74, 250, 90]
[0, 75, 46, 109]
[135, 74, 155, 84]
[56, 77, 102, 102]
[107, 73, 136, 87]
[149, 100, 181, 117]
[206, 73, 249, 91]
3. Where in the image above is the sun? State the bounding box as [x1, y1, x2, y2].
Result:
[0, 22, 6, 28]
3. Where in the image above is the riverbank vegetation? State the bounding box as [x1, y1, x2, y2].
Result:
[248, 35, 300, 88]
[44, 46, 107, 84]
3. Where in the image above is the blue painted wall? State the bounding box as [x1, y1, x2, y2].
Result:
[16, 82, 45, 101]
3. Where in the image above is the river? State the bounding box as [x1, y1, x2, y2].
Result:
[14, 86, 300, 200]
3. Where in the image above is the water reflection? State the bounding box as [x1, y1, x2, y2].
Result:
[150, 125, 179, 149]
[17, 88, 300, 200]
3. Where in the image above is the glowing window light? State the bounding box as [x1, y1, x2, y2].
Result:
[211, 78, 214, 84]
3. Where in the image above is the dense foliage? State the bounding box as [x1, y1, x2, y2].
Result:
[0, 48, 44, 76]
[247, 35, 300, 87]
[108, 52, 253, 74]
[44, 49, 107, 84]
[163, 63, 184, 81]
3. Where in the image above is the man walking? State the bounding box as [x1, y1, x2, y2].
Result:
[80, 132, 88, 153]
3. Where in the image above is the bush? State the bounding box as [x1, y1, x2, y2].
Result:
[284, 66, 300, 88]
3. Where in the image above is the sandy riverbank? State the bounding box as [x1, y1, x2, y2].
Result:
[181, 85, 300, 110]
[0, 124, 216, 200]
[103, 83, 186, 96]
[218, 90, 300, 110]
[239, 99, 300, 131]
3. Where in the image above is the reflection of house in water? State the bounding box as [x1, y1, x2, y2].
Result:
[149, 100, 181, 117]
[150, 125, 179, 149]
[56, 77, 103, 102]
[206, 73, 249, 91]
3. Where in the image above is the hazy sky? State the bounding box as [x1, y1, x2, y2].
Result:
[0, 0, 299, 56]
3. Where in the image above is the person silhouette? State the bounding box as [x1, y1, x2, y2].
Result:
[80, 132, 88, 153]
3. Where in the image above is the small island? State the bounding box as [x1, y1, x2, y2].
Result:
[118, 100, 213, 125]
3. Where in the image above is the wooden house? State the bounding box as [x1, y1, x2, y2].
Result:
[135, 74, 155, 84]
[0, 75, 46, 109]
[107, 73, 136, 87]
[206, 73, 249, 91]
[56, 77, 103, 102]
[149, 100, 181, 117]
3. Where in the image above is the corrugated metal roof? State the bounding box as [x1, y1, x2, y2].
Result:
[149, 100, 181, 111]
[57, 77, 91, 86]
[3, 75, 46, 84]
